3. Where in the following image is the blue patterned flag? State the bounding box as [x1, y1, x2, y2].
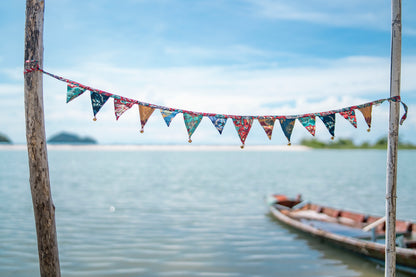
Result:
[318, 114, 336, 138]
[160, 110, 178, 127]
[90, 91, 110, 120]
[184, 113, 203, 142]
[279, 118, 295, 145]
[208, 115, 227, 134]
[67, 84, 86, 103]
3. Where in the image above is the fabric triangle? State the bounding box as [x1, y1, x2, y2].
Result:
[258, 117, 275, 140]
[139, 105, 155, 132]
[232, 117, 253, 148]
[67, 84, 86, 103]
[318, 114, 336, 138]
[160, 110, 178, 127]
[279, 118, 296, 145]
[358, 105, 372, 131]
[114, 98, 134, 120]
[298, 115, 316, 136]
[90, 91, 110, 120]
[208, 115, 227, 134]
[339, 109, 357, 128]
[183, 113, 203, 142]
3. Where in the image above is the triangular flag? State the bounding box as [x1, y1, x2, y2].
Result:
[318, 114, 336, 139]
[258, 117, 275, 140]
[183, 113, 203, 143]
[232, 117, 253, 148]
[90, 91, 110, 121]
[298, 115, 316, 136]
[339, 109, 357, 128]
[208, 115, 227, 134]
[358, 105, 372, 131]
[139, 105, 155, 133]
[114, 98, 134, 120]
[67, 84, 86, 103]
[279, 118, 296, 145]
[160, 110, 178, 127]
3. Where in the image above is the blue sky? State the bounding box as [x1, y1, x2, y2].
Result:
[1, 0, 416, 145]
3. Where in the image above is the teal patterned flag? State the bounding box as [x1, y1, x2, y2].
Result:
[298, 115, 316, 136]
[184, 113, 203, 142]
[67, 85, 86, 103]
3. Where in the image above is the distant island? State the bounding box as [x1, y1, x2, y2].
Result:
[0, 133, 12, 144]
[300, 137, 416, 150]
[48, 132, 97, 145]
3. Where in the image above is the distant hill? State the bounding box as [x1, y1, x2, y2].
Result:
[48, 132, 97, 144]
[0, 133, 12, 144]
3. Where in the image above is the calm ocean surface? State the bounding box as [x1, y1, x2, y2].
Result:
[0, 147, 415, 277]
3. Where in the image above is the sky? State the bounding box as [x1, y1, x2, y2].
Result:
[1, 0, 416, 146]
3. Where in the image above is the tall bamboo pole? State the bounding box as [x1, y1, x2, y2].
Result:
[24, 0, 61, 276]
[385, 0, 401, 276]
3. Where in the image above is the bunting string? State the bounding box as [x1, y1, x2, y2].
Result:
[24, 60, 409, 148]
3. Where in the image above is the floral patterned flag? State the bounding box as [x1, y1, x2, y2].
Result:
[298, 115, 316, 136]
[90, 91, 110, 120]
[358, 105, 372, 131]
[160, 110, 178, 127]
[67, 84, 86, 103]
[208, 115, 227, 134]
[279, 118, 296, 145]
[139, 105, 155, 132]
[183, 113, 203, 142]
[258, 117, 275, 140]
[339, 109, 357, 128]
[318, 114, 336, 139]
[114, 98, 134, 120]
[232, 117, 253, 148]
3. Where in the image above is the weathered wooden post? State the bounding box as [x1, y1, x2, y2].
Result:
[24, 0, 61, 276]
[385, 0, 401, 276]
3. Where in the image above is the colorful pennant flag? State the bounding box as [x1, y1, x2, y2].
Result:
[67, 84, 86, 103]
[358, 105, 372, 131]
[279, 118, 296, 145]
[258, 117, 275, 140]
[318, 114, 336, 139]
[208, 115, 227, 134]
[298, 115, 316, 136]
[139, 105, 155, 133]
[114, 98, 134, 120]
[339, 109, 357, 128]
[232, 117, 253, 148]
[160, 110, 178, 127]
[183, 113, 203, 142]
[90, 91, 110, 121]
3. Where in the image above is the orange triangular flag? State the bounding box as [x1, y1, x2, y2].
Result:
[258, 117, 275, 140]
[139, 105, 155, 133]
[358, 105, 372, 131]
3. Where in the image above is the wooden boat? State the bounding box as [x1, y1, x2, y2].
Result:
[267, 194, 416, 274]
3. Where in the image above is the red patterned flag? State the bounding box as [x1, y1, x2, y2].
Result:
[232, 117, 253, 148]
[258, 117, 275, 140]
[114, 98, 134, 120]
[298, 115, 316, 136]
[358, 105, 372, 131]
[139, 105, 155, 132]
[339, 109, 357, 128]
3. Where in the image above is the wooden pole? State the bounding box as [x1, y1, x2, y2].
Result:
[24, 0, 61, 276]
[385, 0, 401, 276]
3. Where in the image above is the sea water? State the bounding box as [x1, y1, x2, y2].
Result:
[0, 147, 415, 277]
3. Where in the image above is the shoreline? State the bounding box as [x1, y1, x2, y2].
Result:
[0, 144, 311, 151]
